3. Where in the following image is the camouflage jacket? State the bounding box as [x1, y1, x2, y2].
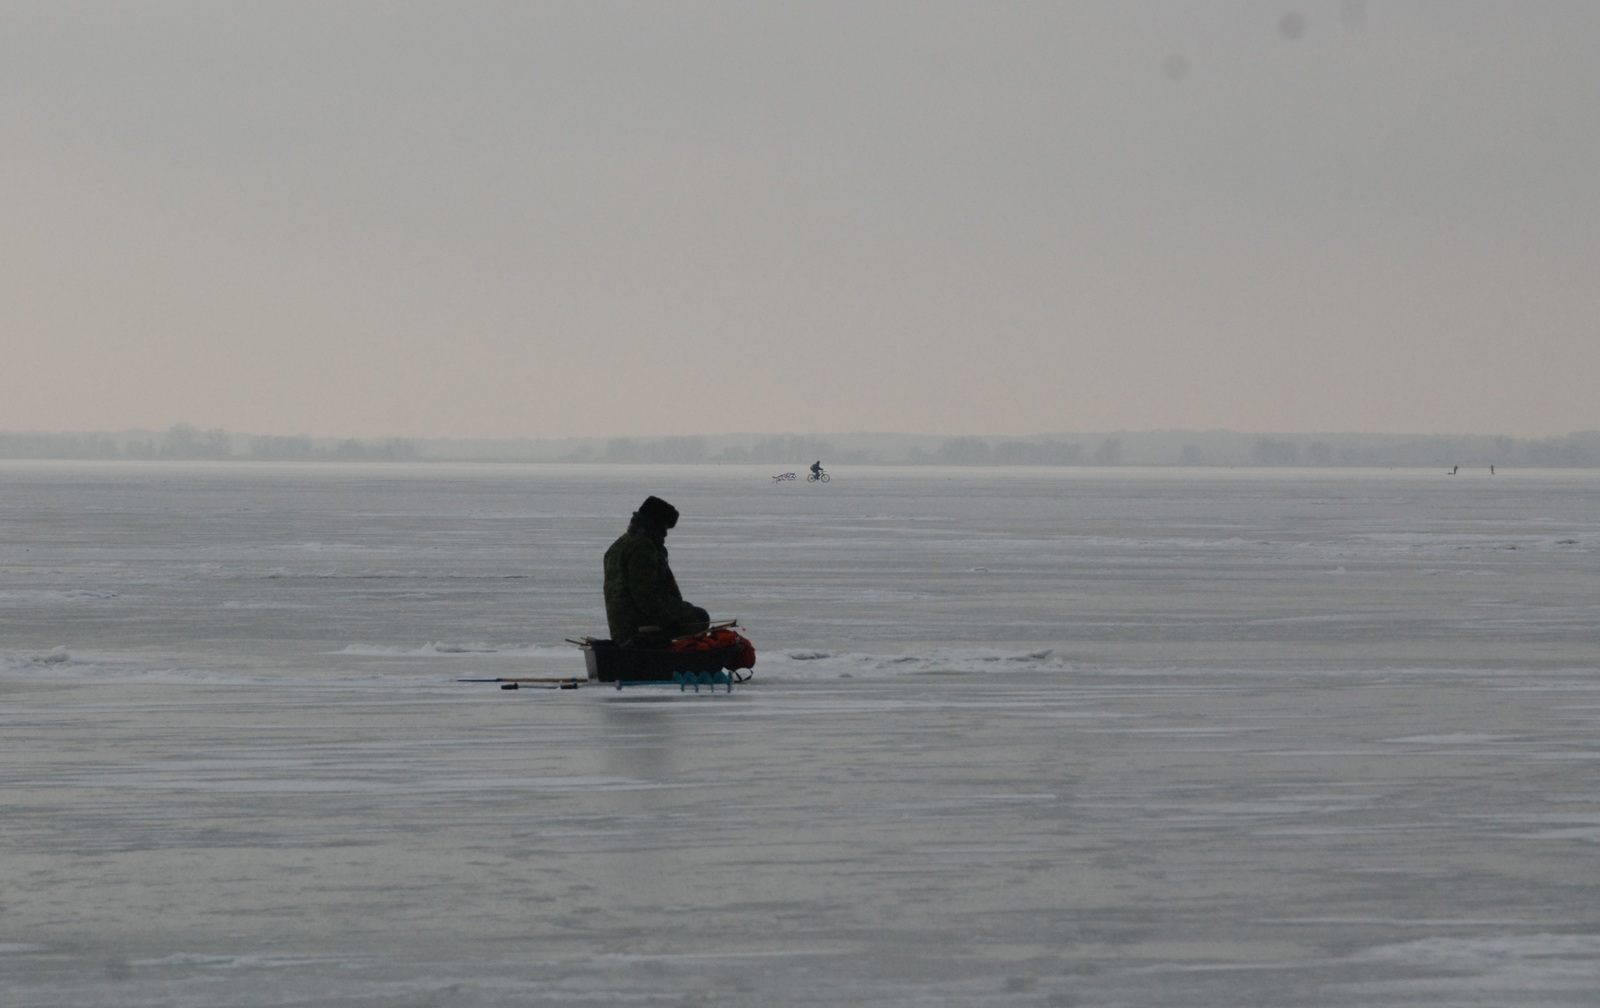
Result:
[602, 525, 699, 641]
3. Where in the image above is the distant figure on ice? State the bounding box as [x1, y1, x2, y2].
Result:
[1449, 466, 1458, 475]
[1490, 465, 1496, 475]
[603, 495, 710, 646]
[810, 460, 823, 477]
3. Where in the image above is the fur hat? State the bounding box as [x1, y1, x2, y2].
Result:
[636, 495, 680, 529]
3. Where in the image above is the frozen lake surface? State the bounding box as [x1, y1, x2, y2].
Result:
[2, 462, 1597, 1006]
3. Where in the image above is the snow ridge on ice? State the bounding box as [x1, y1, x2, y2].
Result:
[0, 646, 75, 672]
[775, 646, 1069, 679]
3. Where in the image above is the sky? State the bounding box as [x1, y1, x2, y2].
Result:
[3, 1, 1597, 440]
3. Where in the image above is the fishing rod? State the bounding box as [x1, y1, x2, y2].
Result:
[456, 677, 586, 690]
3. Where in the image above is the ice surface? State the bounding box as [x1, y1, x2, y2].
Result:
[2, 462, 1598, 1005]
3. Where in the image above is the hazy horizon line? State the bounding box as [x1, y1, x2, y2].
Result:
[6, 424, 1599, 442]
[5, 426, 1600, 468]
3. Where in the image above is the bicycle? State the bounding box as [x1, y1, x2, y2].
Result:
[806, 470, 830, 483]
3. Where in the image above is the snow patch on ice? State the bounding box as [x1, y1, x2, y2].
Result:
[0, 646, 78, 673]
[134, 952, 336, 969]
[772, 647, 1070, 679]
[78, 769, 695, 795]
[335, 642, 575, 658]
[1524, 827, 1600, 843]
[0, 588, 120, 603]
[0, 649, 321, 687]
[594, 948, 846, 963]
[1076, 534, 1268, 551]
[273, 542, 368, 552]
[1349, 932, 1600, 969]
[1363, 532, 1599, 555]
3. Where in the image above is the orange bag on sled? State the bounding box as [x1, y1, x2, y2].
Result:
[670, 627, 757, 670]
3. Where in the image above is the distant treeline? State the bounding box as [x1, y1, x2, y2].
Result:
[559, 432, 1600, 468]
[559, 435, 1100, 465]
[1229, 433, 1600, 469]
[3, 426, 1600, 467]
[0, 424, 418, 462]
[563, 435, 844, 465]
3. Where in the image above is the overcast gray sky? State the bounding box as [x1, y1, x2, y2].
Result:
[3, 1, 1596, 439]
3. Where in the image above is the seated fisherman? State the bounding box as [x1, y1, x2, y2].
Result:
[603, 495, 710, 646]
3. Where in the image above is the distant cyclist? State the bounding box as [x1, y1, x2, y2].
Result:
[810, 460, 823, 478]
[807, 461, 830, 483]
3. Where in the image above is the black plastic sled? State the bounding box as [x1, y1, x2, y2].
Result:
[579, 638, 749, 684]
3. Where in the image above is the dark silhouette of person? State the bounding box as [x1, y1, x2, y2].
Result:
[602, 496, 710, 645]
[810, 460, 823, 476]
